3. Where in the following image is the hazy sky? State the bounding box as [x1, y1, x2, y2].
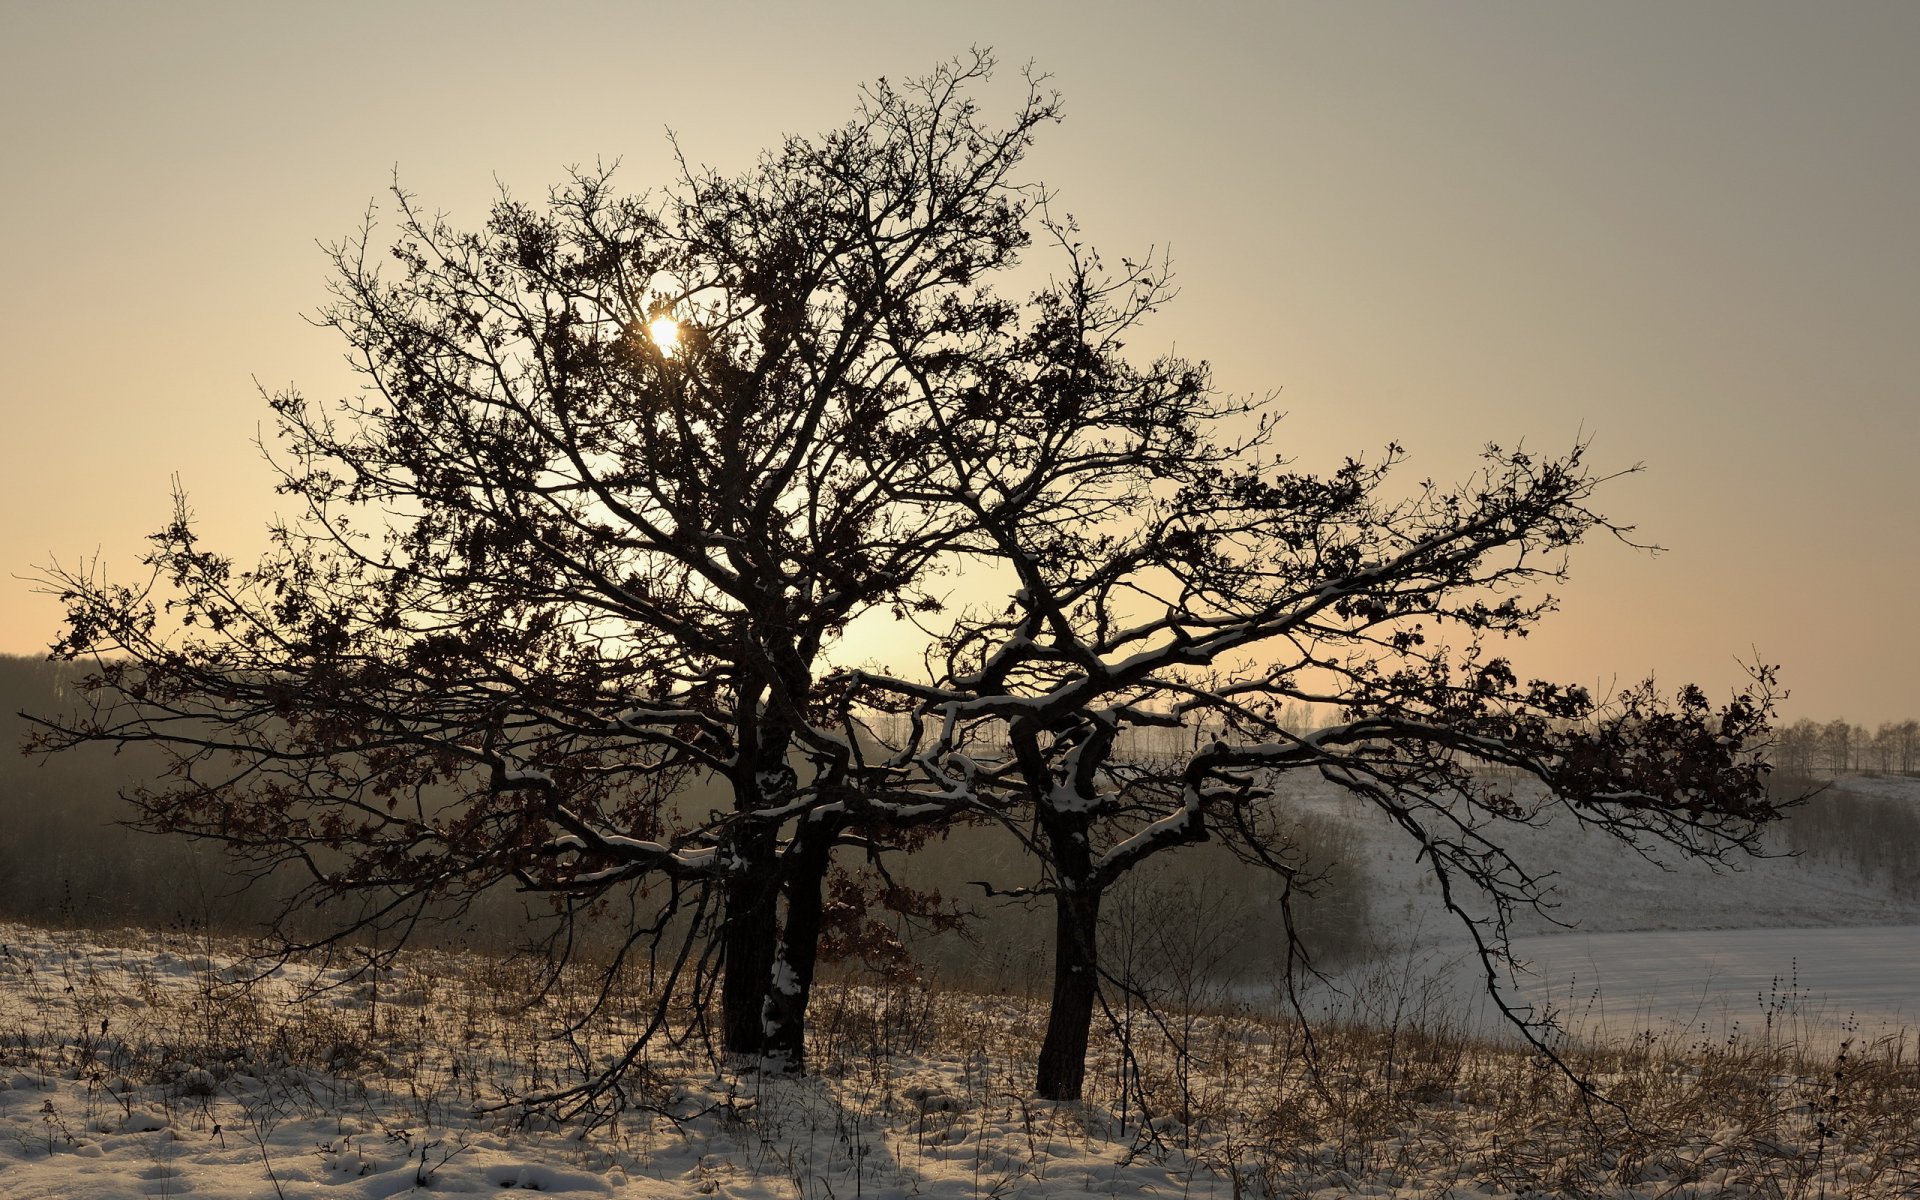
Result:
[2, 2, 1914, 724]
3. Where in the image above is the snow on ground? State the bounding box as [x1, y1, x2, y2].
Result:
[3, 775, 1917, 1197]
[1271, 773, 1920, 1050]
[1820, 773, 1920, 803]
[0, 923, 1234, 1199]
[1506, 924, 1920, 1045]
[1304, 925, 1920, 1056]
[4, 919, 1918, 1198]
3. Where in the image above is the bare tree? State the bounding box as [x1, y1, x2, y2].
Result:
[1777, 718, 1822, 781]
[1821, 720, 1857, 775]
[1897, 719, 1920, 775]
[31, 54, 1108, 1083]
[854, 438, 1783, 1101]
[28, 54, 1254, 1096]
[28, 52, 1789, 1112]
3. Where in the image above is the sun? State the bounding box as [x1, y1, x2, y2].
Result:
[647, 315, 681, 357]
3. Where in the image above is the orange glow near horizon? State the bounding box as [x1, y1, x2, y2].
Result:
[1, 6, 1916, 723]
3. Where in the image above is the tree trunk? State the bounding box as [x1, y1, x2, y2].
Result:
[719, 696, 796, 1059]
[1036, 881, 1102, 1101]
[1036, 809, 1102, 1101]
[719, 824, 778, 1057]
[760, 817, 838, 1070]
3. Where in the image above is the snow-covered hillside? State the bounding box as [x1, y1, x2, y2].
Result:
[1278, 773, 1920, 1052]
[1283, 774, 1920, 940]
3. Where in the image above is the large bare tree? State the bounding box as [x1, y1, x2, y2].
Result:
[851, 439, 1784, 1100]
[30, 54, 1247, 1093]
[32, 52, 1785, 1112]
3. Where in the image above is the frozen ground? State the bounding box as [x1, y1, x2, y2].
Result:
[1282, 773, 1920, 1049]
[1507, 924, 1920, 1045]
[1, 775, 1916, 1197]
[1820, 774, 1920, 804]
[4, 918, 1917, 1199]
[1311, 925, 1920, 1056]
[0, 922, 1207, 1199]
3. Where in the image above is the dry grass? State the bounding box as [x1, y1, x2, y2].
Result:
[4, 921, 1918, 1198]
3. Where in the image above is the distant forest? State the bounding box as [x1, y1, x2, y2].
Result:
[3, 655, 1913, 957]
[0, 657, 1372, 983]
[1773, 717, 1920, 776]
[0, 655, 289, 933]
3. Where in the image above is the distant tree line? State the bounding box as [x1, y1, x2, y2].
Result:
[1772, 718, 1920, 777]
[1759, 717, 1920, 902]
[0, 653, 1372, 981]
[0, 655, 267, 931]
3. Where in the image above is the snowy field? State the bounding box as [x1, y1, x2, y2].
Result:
[2, 775, 1917, 1197]
[1286, 774, 1920, 1047]
[1507, 924, 1920, 1047]
[1309, 925, 1920, 1055]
